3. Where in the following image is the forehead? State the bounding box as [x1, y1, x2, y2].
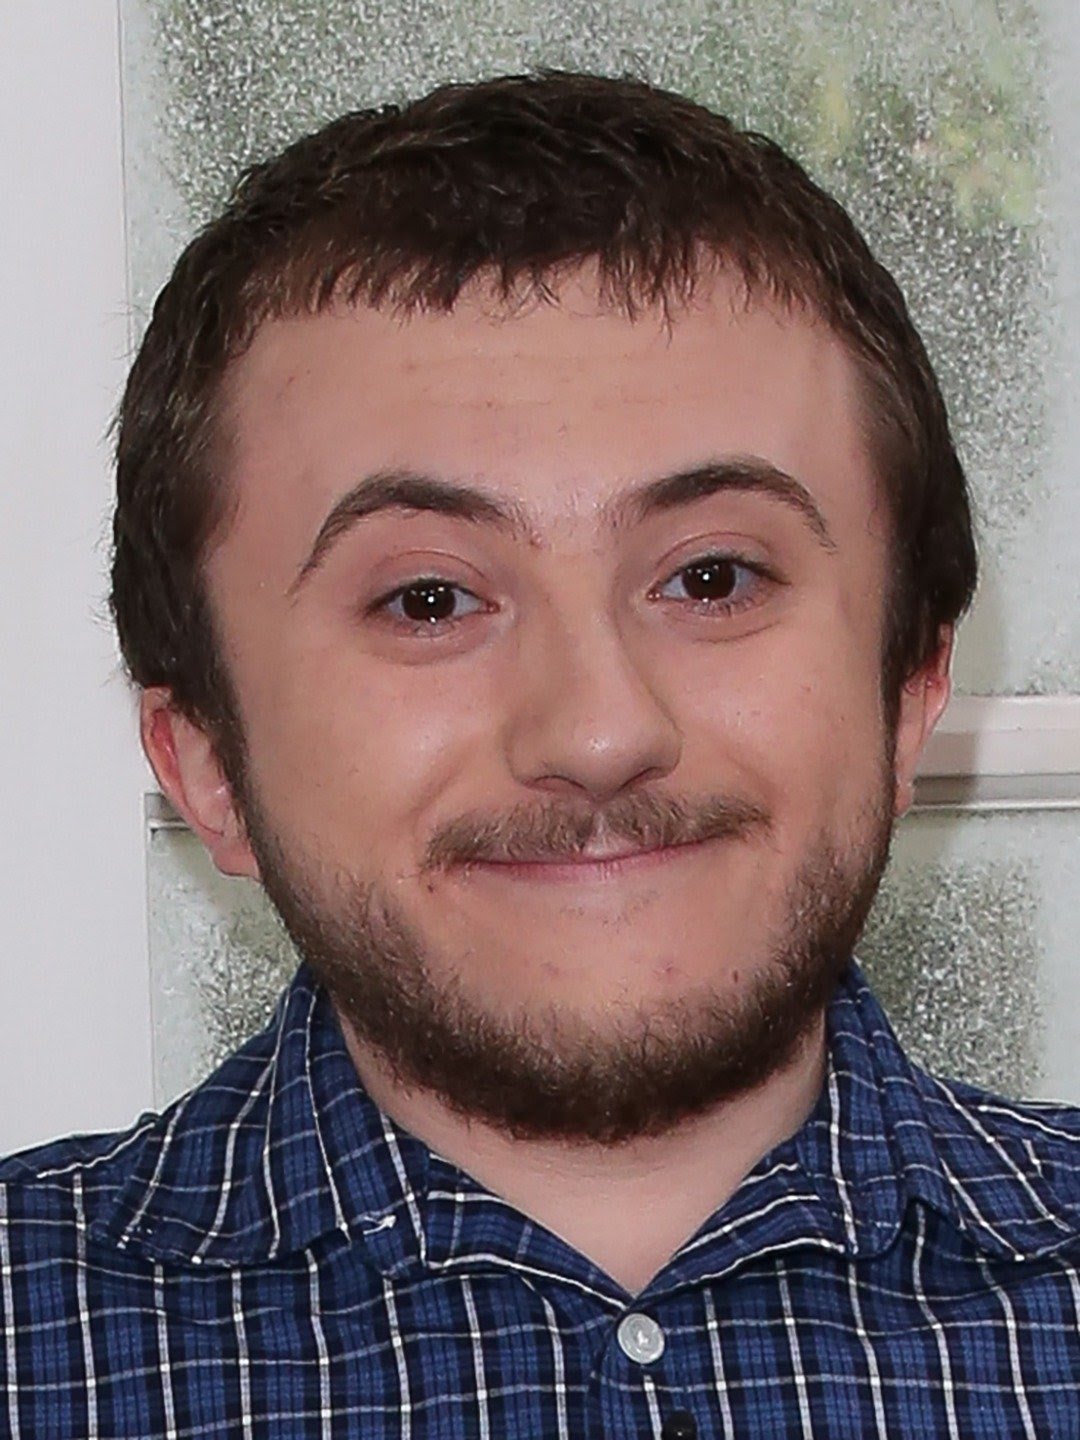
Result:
[212, 267, 883, 576]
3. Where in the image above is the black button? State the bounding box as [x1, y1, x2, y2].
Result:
[660, 1411, 697, 1440]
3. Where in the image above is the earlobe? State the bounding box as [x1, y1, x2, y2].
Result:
[139, 688, 260, 880]
[891, 626, 954, 818]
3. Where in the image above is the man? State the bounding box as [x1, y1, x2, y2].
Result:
[1, 69, 1077, 1439]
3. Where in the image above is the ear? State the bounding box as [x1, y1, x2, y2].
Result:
[140, 687, 260, 879]
[891, 625, 954, 819]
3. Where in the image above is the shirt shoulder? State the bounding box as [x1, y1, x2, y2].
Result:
[0, 1107, 173, 1277]
[0, 1109, 170, 1353]
[0, 969, 396, 1272]
[0, 1110, 157, 1197]
[910, 1065, 1080, 1255]
[0, 1008, 285, 1258]
[921, 1067, 1080, 1164]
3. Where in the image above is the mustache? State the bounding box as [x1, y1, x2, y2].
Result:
[424, 791, 771, 870]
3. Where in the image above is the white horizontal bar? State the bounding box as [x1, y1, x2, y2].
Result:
[920, 695, 1080, 780]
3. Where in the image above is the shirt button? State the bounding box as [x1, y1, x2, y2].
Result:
[660, 1411, 698, 1440]
[616, 1312, 666, 1364]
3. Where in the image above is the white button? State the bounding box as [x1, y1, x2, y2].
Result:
[617, 1312, 666, 1364]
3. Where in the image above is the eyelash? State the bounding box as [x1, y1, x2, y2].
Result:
[367, 553, 777, 638]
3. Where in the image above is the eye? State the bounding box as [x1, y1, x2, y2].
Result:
[653, 553, 772, 616]
[371, 576, 486, 632]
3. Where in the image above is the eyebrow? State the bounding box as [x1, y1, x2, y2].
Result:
[288, 456, 836, 596]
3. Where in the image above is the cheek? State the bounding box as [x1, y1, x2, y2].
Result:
[238, 641, 496, 856]
[674, 618, 887, 821]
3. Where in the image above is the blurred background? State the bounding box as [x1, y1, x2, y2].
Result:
[2, 0, 1078, 1153]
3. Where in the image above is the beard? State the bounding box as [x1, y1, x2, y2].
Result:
[239, 758, 896, 1146]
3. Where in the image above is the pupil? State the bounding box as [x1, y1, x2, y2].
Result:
[402, 583, 456, 623]
[684, 558, 736, 601]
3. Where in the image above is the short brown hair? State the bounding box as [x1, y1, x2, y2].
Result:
[110, 69, 977, 786]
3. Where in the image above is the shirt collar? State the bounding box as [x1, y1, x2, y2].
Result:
[90, 958, 1079, 1278]
[786, 960, 1080, 1267]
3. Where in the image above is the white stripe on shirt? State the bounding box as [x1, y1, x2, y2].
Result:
[911, 1207, 960, 1440]
[0, 1185, 21, 1440]
[153, 1263, 178, 1440]
[72, 1174, 98, 1438]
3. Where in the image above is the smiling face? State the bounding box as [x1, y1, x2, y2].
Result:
[147, 264, 950, 1141]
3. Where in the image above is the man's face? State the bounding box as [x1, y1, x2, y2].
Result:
[195, 266, 919, 1141]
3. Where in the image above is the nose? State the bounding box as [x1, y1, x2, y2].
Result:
[502, 605, 682, 803]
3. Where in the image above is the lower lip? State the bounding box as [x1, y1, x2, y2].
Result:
[464, 839, 713, 884]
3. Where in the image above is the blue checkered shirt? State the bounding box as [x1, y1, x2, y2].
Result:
[1, 958, 1078, 1439]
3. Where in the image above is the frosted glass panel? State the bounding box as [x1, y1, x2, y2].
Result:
[856, 807, 1080, 1105]
[125, 3, 1080, 1108]
[122, 0, 1080, 694]
[148, 808, 1080, 1108]
[147, 826, 296, 1104]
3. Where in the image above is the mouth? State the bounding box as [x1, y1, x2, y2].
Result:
[462, 837, 715, 884]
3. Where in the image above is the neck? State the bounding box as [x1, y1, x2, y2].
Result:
[339, 1013, 829, 1296]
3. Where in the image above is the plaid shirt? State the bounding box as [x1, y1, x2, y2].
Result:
[2, 959, 1078, 1440]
